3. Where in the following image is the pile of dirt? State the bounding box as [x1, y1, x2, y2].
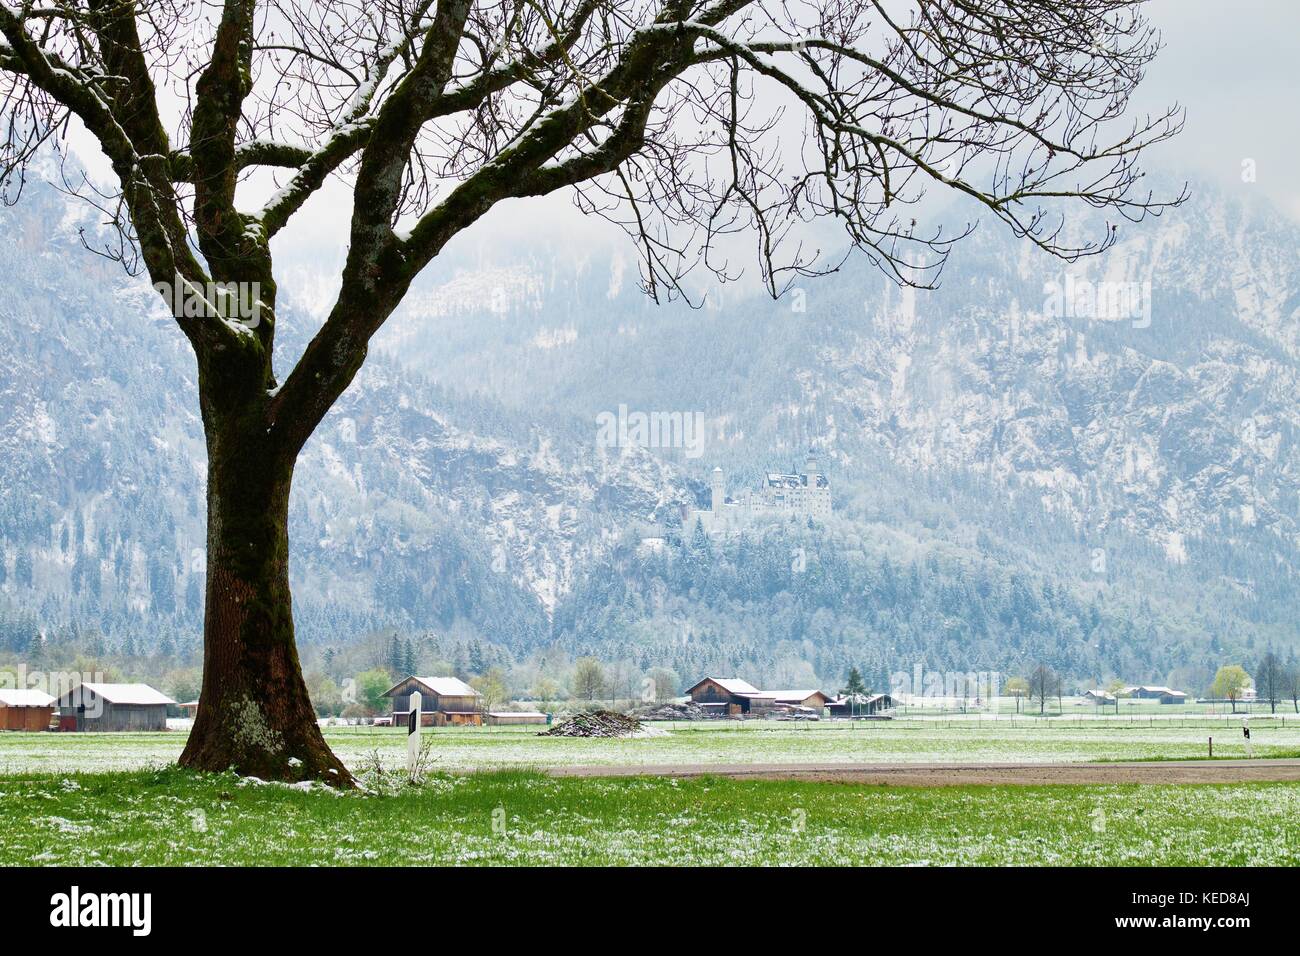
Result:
[538, 710, 649, 738]
[639, 701, 713, 721]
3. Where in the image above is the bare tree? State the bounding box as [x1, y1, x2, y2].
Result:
[1004, 675, 1028, 714]
[1028, 662, 1059, 717]
[1256, 650, 1281, 716]
[1285, 655, 1300, 715]
[0, 0, 1183, 783]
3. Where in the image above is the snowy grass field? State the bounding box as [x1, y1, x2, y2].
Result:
[1, 717, 1298, 775]
[4, 723, 1299, 866]
[2, 766, 1299, 866]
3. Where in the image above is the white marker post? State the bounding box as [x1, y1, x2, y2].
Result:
[407, 690, 423, 779]
[1242, 715, 1253, 759]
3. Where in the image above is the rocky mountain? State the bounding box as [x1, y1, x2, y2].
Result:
[1, 171, 1296, 688]
[0, 178, 694, 658]
[376, 184, 1300, 568]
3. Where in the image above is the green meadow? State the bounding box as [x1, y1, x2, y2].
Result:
[2, 766, 1297, 866]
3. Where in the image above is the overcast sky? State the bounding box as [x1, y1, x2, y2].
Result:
[261, 0, 1300, 290]
[53, 1, 1300, 288]
[1135, 0, 1300, 217]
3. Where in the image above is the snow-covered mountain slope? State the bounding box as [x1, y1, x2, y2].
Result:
[1, 174, 1296, 684]
[297, 362, 692, 618]
[0, 181, 692, 651]
[374, 183, 1300, 577]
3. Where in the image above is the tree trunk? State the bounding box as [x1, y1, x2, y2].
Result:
[179, 417, 353, 787]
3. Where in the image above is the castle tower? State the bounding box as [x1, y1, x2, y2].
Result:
[711, 466, 725, 512]
[804, 450, 819, 480]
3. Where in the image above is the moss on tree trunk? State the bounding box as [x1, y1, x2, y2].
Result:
[179, 413, 353, 787]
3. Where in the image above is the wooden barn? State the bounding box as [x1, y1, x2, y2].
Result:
[1124, 685, 1188, 704]
[684, 677, 772, 715]
[383, 676, 484, 727]
[55, 683, 176, 732]
[769, 689, 833, 710]
[0, 688, 56, 731]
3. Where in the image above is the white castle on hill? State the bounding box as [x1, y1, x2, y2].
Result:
[690, 451, 831, 532]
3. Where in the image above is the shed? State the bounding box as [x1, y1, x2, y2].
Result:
[1081, 689, 1117, 704]
[56, 683, 176, 732]
[485, 711, 549, 726]
[0, 688, 57, 731]
[827, 693, 894, 717]
[861, 693, 894, 715]
[383, 676, 483, 726]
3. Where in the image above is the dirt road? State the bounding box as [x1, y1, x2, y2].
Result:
[548, 758, 1300, 786]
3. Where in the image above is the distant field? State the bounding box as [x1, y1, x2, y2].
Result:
[901, 696, 1295, 717]
[1, 767, 1297, 866]
[2, 716, 1298, 775]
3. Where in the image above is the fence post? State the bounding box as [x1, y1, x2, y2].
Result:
[407, 690, 422, 779]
